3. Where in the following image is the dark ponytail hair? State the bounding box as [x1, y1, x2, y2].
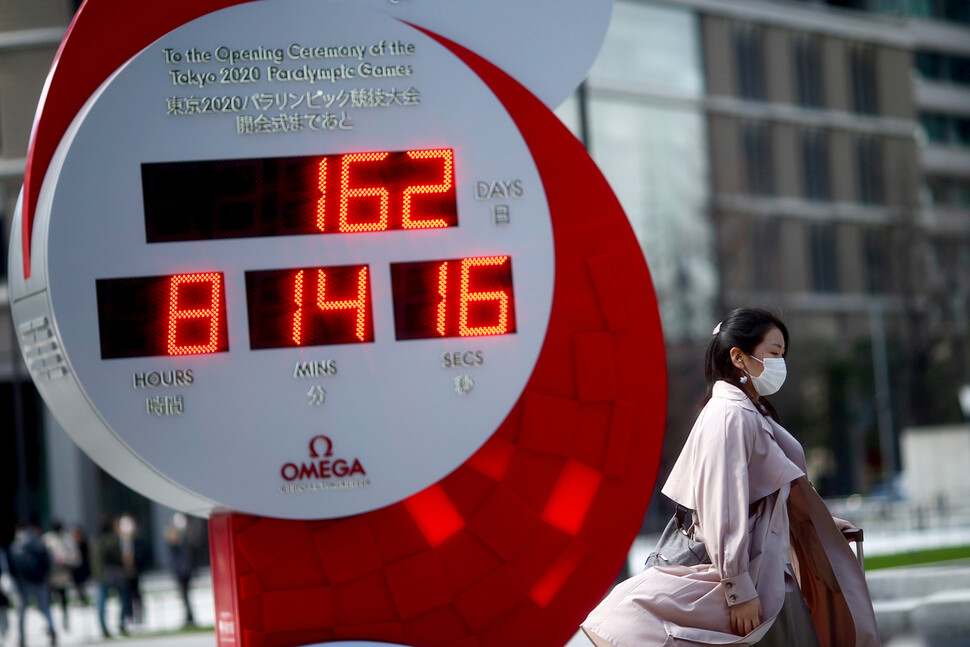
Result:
[704, 307, 789, 420]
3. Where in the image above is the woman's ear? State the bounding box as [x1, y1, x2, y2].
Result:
[729, 346, 745, 370]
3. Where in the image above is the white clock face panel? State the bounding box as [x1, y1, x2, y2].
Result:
[32, 1, 554, 518]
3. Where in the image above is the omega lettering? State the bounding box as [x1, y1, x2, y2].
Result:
[280, 459, 366, 480]
[133, 369, 194, 389]
[280, 434, 367, 484]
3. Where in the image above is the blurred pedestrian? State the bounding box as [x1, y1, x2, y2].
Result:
[8, 523, 56, 647]
[41, 522, 80, 631]
[0, 546, 13, 645]
[164, 513, 196, 628]
[67, 526, 90, 607]
[117, 514, 147, 627]
[89, 517, 128, 638]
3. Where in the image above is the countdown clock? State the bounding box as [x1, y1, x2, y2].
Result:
[10, 1, 666, 646]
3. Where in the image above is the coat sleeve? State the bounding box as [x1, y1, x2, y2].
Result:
[692, 405, 758, 607]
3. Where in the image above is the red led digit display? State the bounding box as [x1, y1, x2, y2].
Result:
[96, 273, 229, 359]
[390, 256, 517, 340]
[142, 149, 457, 242]
[245, 264, 374, 349]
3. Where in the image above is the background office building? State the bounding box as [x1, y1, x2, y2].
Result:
[557, 0, 970, 521]
[2, 0, 969, 554]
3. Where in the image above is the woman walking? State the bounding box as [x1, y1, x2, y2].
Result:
[582, 308, 879, 646]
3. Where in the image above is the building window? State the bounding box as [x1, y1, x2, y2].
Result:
[801, 129, 831, 201]
[856, 137, 885, 205]
[849, 45, 879, 115]
[867, 0, 970, 25]
[735, 24, 766, 101]
[926, 176, 970, 208]
[808, 222, 839, 293]
[941, 0, 970, 23]
[920, 112, 970, 147]
[957, 117, 970, 145]
[953, 54, 970, 85]
[863, 228, 890, 293]
[915, 50, 945, 80]
[742, 122, 775, 195]
[750, 218, 781, 291]
[920, 112, 950, 143]
[794, 36, 825, 108]
[915, 50, 970, 87]
[825, 0, 869, 10]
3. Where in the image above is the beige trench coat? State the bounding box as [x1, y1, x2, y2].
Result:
[582, 381, 880, 647]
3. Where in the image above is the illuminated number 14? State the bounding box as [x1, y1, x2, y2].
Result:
[292, 267, 369, 345]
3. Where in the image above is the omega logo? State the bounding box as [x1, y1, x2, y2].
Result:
[132, 369, 194, 389]
[280, 434, 367, 481]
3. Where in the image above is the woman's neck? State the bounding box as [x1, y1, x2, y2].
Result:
[739, 379, 760, 401]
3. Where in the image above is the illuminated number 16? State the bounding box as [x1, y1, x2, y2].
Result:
[436, 256, 512, 337]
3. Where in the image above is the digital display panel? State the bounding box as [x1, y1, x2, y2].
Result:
[95, 255, 517, 358]
[142, 149, 457, 242]
[391, 256, 516, 340]
[96, 273, 229, 359]
[245, 264, 374, 349]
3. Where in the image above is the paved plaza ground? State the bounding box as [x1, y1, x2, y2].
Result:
[7, 548, 970, 647]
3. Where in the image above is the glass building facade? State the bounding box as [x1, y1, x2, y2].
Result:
[558, 2, 716, 343]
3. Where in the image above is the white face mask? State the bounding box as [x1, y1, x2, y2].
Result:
[746, 356, 787, 396]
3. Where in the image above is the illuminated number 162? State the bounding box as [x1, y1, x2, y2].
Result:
[316, 149, 455, 233]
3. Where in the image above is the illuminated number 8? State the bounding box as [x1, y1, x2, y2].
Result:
[167, 273, 222, 356]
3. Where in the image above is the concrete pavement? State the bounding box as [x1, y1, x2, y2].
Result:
[8, 561, 970, 647]
[6, 570, 214, 647]
[7, 569, 595, 647]
[868, 563, 970, 647]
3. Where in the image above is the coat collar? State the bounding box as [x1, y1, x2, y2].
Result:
[712, 381, 777, 437]
[712, 380, 759, 412]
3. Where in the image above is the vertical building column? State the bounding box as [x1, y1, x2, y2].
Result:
[44, 409, 99, 527]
